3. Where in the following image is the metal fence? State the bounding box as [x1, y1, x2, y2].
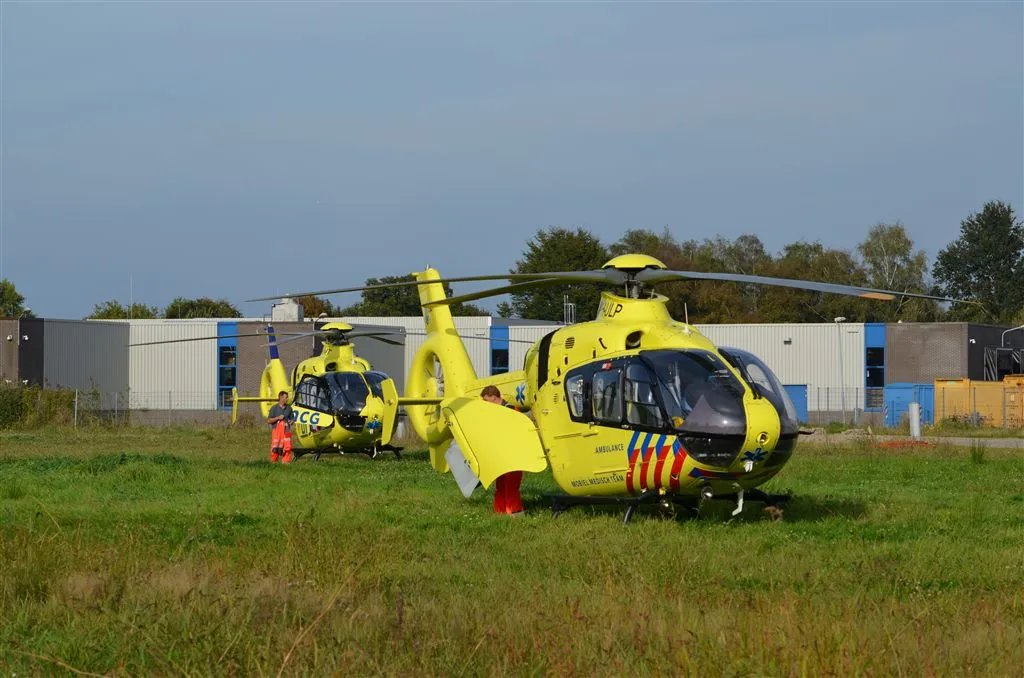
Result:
[805, 385, 1024, 430]
[3, 389, 422, 433]
[6, 385, 1023, 431]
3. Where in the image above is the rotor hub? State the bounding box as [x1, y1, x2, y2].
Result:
[602, 254, 667, 275]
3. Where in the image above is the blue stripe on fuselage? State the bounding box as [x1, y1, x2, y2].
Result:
[627, 430, 641, 461]
[639, 432, 653, 460]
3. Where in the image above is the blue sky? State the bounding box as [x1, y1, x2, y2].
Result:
[2, 1, 1022, 319]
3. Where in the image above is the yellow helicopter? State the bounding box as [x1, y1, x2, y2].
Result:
[252, 255, 961, 521]
[131, 322, 407, 460]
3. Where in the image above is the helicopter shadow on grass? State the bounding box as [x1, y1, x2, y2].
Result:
[520, 492, 868, 524]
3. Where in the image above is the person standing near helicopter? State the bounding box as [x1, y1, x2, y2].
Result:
[480, 385, 525, 517]
[267, 390, 294, 464]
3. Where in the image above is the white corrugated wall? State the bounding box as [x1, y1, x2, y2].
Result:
[126, 320, 219, 409]
[696, 323, 866, 412]
[43, 320, 129, 400]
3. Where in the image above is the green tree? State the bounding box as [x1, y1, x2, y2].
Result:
[758, 242, 873, 323]
[0, 279, 33, 318]
[88, 300, 160, 319]
[498, 227, 610, 321]
[933, 201, 1024, 323]
[339, 275, 488, 317]
[164, 297, 242, 319]
[295, 295, 342, 318]
[608, 230, 774, 323]
[856, 222, 938, 321]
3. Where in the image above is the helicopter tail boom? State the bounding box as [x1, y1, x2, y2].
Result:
[229, 388, 280, 424]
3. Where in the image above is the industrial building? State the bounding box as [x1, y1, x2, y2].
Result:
[2, 307, 1022, 427]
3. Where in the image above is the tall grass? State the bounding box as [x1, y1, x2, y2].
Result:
[1, 429, 1022, 676]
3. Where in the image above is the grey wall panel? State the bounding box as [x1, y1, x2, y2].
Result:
[43, 320, 128, 394]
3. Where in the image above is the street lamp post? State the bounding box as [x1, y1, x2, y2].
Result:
[835, 317, 847, 424]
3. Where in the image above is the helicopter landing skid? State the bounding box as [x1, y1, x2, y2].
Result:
[703, 488, 792, 520]
[306, 444, 404, 462]
[546, 490, 694, 526]
[370, 444, 403, 460]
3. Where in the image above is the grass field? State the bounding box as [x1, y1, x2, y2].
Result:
[2, 427, 1023, 677]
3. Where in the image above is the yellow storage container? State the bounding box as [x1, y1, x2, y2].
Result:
[933, 378, 1024, 429]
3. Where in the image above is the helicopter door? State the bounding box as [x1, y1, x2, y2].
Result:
[441, 396, 548, 492]
[292, 375, 336, 442]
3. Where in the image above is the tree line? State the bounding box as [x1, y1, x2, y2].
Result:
[1, 200, 1020, 325]
[499, 200, 1023, 324]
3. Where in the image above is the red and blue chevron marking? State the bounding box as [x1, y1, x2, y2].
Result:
[625, 431, 689, 495]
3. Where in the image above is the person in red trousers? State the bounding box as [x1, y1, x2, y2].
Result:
[480, 385, 525, 517]
[267, 391, 294, 464]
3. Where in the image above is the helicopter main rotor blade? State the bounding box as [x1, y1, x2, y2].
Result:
[270, 330, 408, 347]
[402, 330, 541, 345]
[128, 331, 271, 347]
[245, 270, 621, 302]
[420, 278, 572, 307]
[635, 269, 968, 303]
[349, 334, 404, 346]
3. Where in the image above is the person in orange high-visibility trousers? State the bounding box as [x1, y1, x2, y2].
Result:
[267, 391, 294, 464]
[480, 385, 525, 516]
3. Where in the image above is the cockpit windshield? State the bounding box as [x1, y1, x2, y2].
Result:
[718, 347, 800, 436]
[323, 372, 370, 413]
[638, 349, 747, 436]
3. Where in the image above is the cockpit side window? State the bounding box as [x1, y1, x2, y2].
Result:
[294, 376, 331, 413]
[591, 368, 623, 424]
[566, 373, 588, 419]
[624, 362, 665, 429]
[363, 371, 388, 398]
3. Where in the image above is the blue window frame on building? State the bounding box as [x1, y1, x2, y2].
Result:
[217, 322, 238, 410]
[864, 323, 885, 411]
[490, 325, 509, 375]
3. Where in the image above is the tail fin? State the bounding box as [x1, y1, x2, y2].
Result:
[411, 268, 478, 395]
[259, 324, 290, 419]
[404, 268, 480, 471]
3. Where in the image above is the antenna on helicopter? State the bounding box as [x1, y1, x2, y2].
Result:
[563, 295, 576, 325]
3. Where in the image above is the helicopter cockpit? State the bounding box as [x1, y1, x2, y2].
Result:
[564, 349, 751, 467]
[294, 371, 389, 432]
